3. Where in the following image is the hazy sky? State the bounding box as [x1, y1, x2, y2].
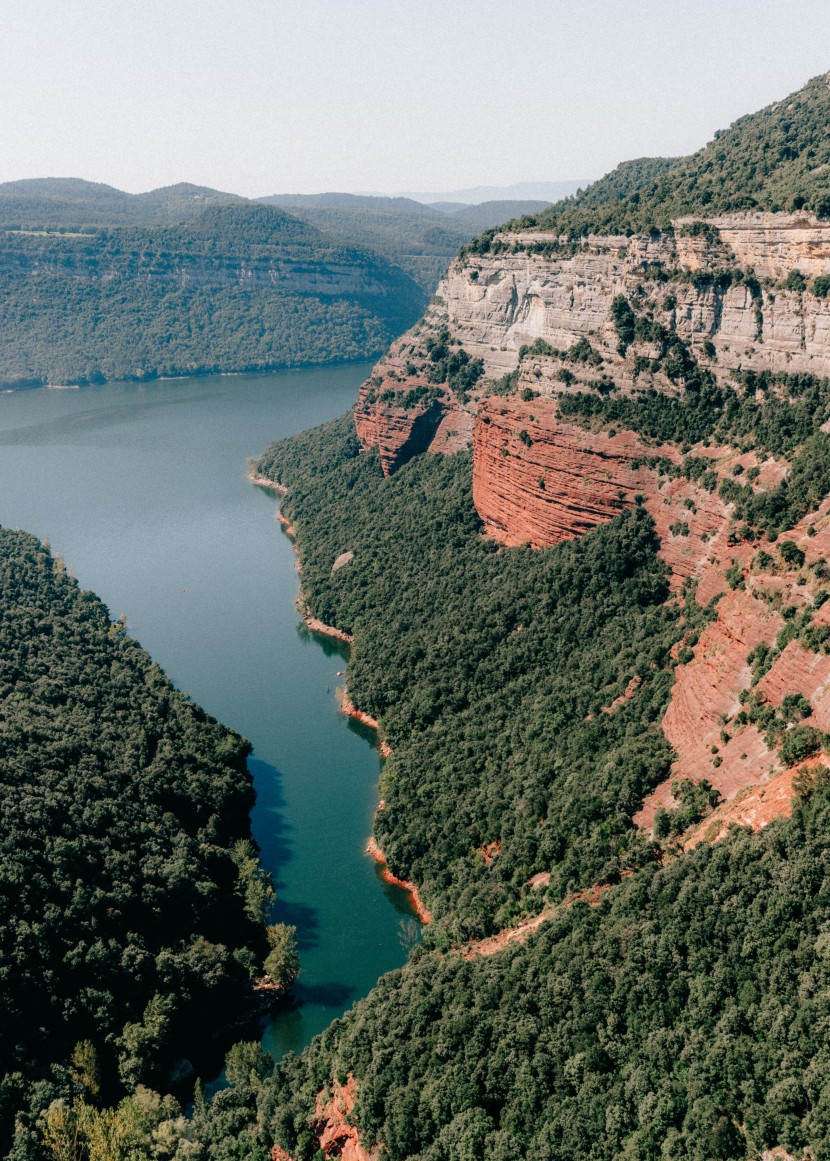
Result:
[2, 0, 830, 197]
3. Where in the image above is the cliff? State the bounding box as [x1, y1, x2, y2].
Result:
[354, 211, 830, 476]
[353, 208, 830, 846]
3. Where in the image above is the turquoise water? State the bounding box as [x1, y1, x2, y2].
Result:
[0, 366, 415, 1060]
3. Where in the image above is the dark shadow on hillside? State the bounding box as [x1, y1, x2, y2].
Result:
[248, 756, 321, 950]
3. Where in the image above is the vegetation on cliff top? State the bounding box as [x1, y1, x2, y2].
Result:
[504, 72, 830, 238]
[0, 529, 278, 1155]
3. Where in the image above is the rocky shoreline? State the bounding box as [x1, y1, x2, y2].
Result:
[365, 836, 432, 924]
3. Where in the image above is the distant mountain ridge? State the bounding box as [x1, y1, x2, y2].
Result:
[393, 179, 589, 204]
[0, 178, 244, 227]
[0, 178, 556, 297]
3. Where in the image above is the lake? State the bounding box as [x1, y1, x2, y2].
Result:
[0, 365, 416, 1062]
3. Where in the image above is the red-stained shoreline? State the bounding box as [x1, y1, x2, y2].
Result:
[338, 691, 391, 756]
[365, 836, 432, 924]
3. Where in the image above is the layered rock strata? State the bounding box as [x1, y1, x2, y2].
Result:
[355, 212, 830, 476]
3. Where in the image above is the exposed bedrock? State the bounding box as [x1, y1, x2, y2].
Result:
[354, 212, 830, 477]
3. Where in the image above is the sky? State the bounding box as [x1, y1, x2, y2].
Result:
[1, 0, 830, 198]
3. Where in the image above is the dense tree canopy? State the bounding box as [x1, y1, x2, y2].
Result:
[0, 204, 425, 387]
[0, 529, 272, 1153]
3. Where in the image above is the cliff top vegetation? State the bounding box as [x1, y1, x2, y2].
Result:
[509, 72, 830, 238]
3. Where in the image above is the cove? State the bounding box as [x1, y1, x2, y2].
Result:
[0, 365, 416, 1062]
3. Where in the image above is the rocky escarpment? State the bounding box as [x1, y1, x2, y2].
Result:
[355, 212, 830, 474]
[353, 209, 830, 850]
[472, 394, 790, 589]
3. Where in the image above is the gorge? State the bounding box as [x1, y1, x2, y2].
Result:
[10, 67, 830, 1161]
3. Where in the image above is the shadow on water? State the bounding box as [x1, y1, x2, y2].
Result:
[293, 979, 359, 1009]
[345, 716, 382, 749]
[296, 621, 351, 661]
[248, 756, 321, 951]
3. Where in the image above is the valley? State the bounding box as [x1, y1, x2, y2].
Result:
[7, 56, 830, 1161]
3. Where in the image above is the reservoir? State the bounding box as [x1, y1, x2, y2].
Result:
[0, 365, 415, 1061]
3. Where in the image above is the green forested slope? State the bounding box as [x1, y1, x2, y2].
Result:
[511, 72, 830, 237]
[0, 203, 424, 387]
[0, 529, 273, 1155]
[257, 417, 709, 940]
[237, 781, 830, 1160]
[182, 418, 830, 1161]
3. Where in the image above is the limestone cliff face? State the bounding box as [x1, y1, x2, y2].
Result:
[355, 212, 830, 476]
[353, 211, 830, 845]
[445, 214, 830, 380]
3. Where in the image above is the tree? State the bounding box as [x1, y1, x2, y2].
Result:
[263, 925, 299, 988]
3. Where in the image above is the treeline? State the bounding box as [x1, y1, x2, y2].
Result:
[0, 529, 275, 1155]
[0, 203, 425, 387]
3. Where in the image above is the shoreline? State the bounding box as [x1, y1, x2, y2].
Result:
[340, 690, 392, 756]
[366, 837, 432, 925]
[247, 469, 288, 493]
[306, 616, 354, 645]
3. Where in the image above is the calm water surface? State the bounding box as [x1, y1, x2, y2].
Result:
[0, 365, 415, 1060]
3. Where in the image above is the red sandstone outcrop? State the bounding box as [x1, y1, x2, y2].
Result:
[271, 1077, 380, 1161]
[472, 395, 742, 593]
[638, 501, 830, 837]
[468, 389, 830, 841]
[311, 1077, 380, 1161]
[353, 336, 448, 476]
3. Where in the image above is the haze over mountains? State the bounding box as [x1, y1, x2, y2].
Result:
[393, 179, 588, 204]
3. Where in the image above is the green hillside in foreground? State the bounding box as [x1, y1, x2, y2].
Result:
[0, 528, 279, 1156]
[0, 202, 425, 386]
[515, 72, 830, 237]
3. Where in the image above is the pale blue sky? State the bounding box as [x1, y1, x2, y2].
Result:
[2, 0, 829, 196]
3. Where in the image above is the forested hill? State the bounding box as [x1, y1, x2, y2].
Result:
[0, 202, 425, 387]
[0, 527, 281, 1155]
[257, 194, 552, 292]
[515, 71, 830, 236]
[0, 177, 244, 228]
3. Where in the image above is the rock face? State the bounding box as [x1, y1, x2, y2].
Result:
[354, 391, 445, 477]
[472, 397, 661, 547]
[311, 1076, 380, 1161]
[353, 332, 447, 476]
[353, 209, 830, 848]
[445, 215, 830, 381]
[638, 501, 830, 838]
[354, 212, 830, 477]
